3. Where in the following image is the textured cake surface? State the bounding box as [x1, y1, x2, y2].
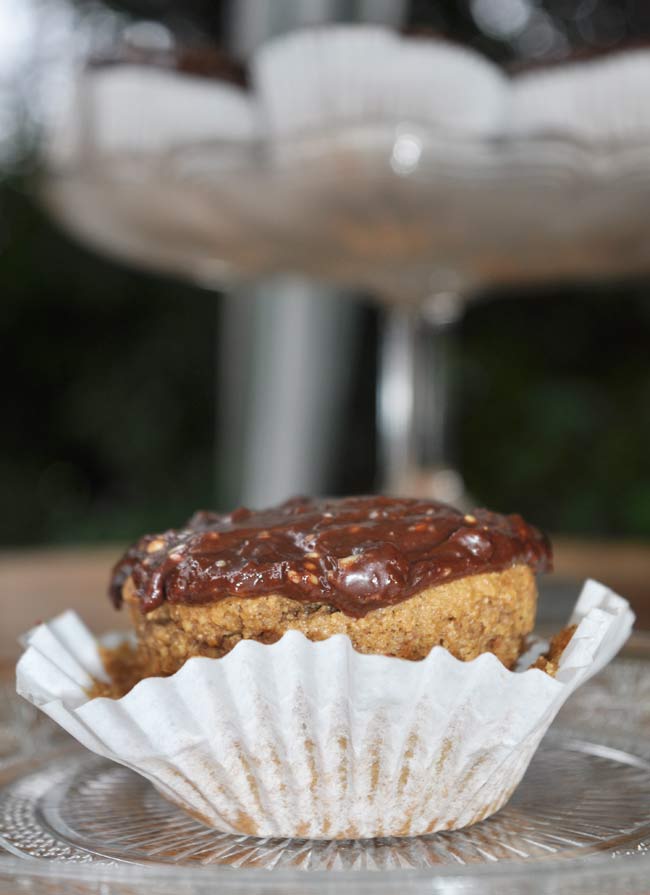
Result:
[93, 565, 538, 696]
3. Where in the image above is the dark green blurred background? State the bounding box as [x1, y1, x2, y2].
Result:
[2, 0, 650, 546]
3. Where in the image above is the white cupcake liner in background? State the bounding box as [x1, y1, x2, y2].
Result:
[46, 24, 650, 176]
[49, 64, 258, 168]
[252, 25, 508, 139]
[16, 580, 633, 840]
[510, 48, 650, 144]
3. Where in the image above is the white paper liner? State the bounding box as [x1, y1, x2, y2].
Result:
[48, 64, 258, 168]
[252, 25, 508, 138]
[46, 27, 650, 180]
[16, 580, 633, 840]
[510, 49, 650, 144]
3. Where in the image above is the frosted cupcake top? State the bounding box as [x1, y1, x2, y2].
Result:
[110, 496, 551, 618]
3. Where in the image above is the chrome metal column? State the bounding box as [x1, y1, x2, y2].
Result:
[218, 0, 407, 508]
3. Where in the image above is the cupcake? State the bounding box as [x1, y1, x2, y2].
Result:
[16, 497, 633, 840]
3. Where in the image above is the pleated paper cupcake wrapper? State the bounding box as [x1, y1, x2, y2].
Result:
[510, 48, 650, 143]
[16, 580, 633, 840]
[252, 25, 508, 139]
[47, 22, 650, 180]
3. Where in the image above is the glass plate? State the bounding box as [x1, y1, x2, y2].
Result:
[45, 123, 650, 303]
[1, 643, 649, 894]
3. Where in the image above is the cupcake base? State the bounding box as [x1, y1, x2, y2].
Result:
[121, 564, 538, 680]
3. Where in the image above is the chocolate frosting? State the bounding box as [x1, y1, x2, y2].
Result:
[110, 496, 551, 618]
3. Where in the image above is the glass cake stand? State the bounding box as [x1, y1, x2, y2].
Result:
[2, 635, 650, 894]
[43, 108, 650, 500]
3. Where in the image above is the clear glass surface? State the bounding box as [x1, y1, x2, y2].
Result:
[2, 640, 650, 894]
[44, 125, 650, 299]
